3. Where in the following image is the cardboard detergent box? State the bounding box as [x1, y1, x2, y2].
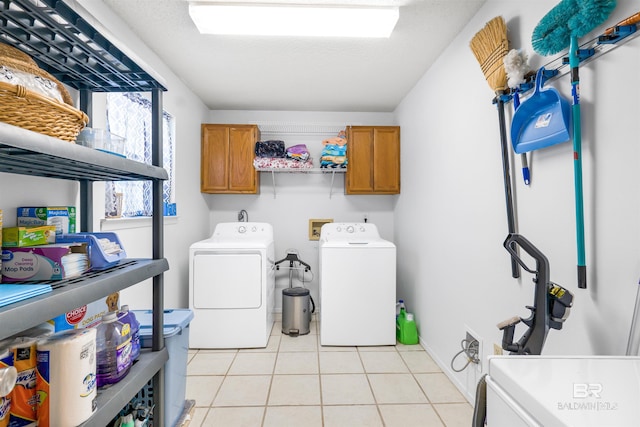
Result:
[1, 243, 88, 282]
[2, 225, 57, 247]
[50, 292, 120, 331]
[17, 206, 77, 235]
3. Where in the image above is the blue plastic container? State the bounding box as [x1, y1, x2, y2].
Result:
[56, 232, 127, 269]
[133, 309, 194, 427]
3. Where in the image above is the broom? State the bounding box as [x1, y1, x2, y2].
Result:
[470, 16, 520, 279]
[470, 16, 509, 95]
[532, 0, 616, 289]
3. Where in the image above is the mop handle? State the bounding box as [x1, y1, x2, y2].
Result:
[570, 35, 587, 289]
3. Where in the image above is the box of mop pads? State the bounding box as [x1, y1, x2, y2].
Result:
[1, 243, 88, 282]
[50, 292, 120, 331]
[17, 206, 76, 235]
[56, 232, 126, 270]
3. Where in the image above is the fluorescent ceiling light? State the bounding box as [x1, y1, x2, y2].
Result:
[188, 3, 399, 38]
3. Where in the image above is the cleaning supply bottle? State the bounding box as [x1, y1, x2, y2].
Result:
[396, 308, 419, 345]
[396, 300, 406, 319]
[117, 305, 140, 362]
[95, 312, 132, 388]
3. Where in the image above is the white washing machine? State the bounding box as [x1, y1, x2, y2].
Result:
[319, 222, 396, 346]
[189, 222, 275, 349]
[486, 355, 640, 426]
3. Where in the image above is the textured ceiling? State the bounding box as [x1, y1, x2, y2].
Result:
[104, 0, 486, 112]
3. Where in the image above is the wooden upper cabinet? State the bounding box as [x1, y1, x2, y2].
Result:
[346, 126, 400, 194]
[201, 124, 259, 194]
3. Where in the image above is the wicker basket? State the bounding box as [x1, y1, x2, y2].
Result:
[0, 81, 89, 142]
[0, 43, 88, 142]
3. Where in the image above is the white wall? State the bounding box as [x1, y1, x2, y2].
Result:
[205, 110, 397, 311]
[395, 0, 640, 400]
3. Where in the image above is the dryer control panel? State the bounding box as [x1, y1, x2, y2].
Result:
[211, 222, 274, 240]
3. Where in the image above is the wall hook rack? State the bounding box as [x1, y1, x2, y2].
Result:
[493, 20, 640, 105]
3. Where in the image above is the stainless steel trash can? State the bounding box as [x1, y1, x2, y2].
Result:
[282, 287, 311, 336]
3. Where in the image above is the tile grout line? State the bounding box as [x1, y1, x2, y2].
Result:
[316, 333, 326, 427]
[403, 350, 452, 427]
[261, 325, 284, 427]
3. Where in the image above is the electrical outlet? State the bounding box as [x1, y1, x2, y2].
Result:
[464, 327, 483, 371]
[493, 343, 504, 355]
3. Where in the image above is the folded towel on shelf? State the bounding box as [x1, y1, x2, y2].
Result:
[320, 154, 347, 168]
[320, 160, 347, 168]
[286, 144, 310, 161]
[321, 155, 347, 165]
[320, 137, 347, 168]
[286, 144, 309, 155]
[255, 140, 286, 158]
[253, 157, 314, 169]
[322, 130, 347, 146]
[287, 152, 310, 161]
[321, 145, 347, 157]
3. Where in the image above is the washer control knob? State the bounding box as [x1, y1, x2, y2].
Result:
[336, 226, 342, 232]
[346, 225, 355, 233]
[238, 226, 246, 233]
[251, 226, 257, 232]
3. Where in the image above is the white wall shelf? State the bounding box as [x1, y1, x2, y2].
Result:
[257, 168, 346, 198]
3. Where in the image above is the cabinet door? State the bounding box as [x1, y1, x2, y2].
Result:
[228, 126, 258, 193]
[346, 126, 400, 194]
[346, 126, 374, 193]
[372, 126, 400, 194]
[201, 125, 229, 193]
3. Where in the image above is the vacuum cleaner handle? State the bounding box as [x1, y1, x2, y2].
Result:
[497, 316, 522, 353]
[503, 233, 549, 276]
[502, 233, 553, 355]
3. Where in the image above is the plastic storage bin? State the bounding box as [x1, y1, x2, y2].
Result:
[133, 309, 194, 427]
[76, 128, 126, 157]
[56, 232, 126, 269]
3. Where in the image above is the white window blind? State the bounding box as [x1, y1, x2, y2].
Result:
[105, 93, 175, 217]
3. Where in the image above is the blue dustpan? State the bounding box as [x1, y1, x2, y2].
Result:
[511, 67, 571, 154]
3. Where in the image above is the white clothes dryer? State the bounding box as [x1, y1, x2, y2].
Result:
[486, 355, 640, 426]
[189, 222, 275, 348]
[319, 222, 396, 346]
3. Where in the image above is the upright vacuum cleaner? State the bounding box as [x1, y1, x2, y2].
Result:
[498, 233, 574, 355]
[472, 234, 574, 426]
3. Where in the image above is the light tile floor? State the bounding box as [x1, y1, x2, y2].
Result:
[186, 320, 473, 426]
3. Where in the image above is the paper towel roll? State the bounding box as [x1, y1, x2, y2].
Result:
[0, 348, 15, 427]
[9, 337, 38, 426]
[36, 328, 97, 427]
